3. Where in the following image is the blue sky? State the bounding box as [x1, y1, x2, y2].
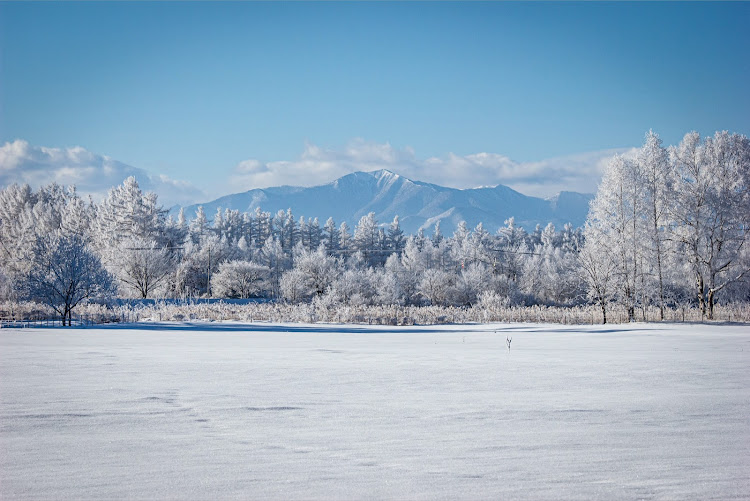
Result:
[1, 1, 748, 204]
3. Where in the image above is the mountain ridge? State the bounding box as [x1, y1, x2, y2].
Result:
[173, 169, 593, 234]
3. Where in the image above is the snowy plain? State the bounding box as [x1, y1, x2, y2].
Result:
[1, 322, 748, 500]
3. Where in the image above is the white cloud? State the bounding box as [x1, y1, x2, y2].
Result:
[1, 138, 637, 208]
[0, 140, 205, 207]
[229, 138, 636, 197]
[230, 139, 421, 191]
[502, 148, 639, 197]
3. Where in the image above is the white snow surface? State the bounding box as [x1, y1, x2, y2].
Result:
[1, 322, 748, 500]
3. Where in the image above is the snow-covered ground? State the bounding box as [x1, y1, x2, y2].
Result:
[1, 322, 748, 500]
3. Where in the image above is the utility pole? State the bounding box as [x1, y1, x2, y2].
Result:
[207, 245, 212, 298]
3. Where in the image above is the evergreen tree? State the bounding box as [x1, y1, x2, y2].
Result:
[190, 206, 209, 243]
[308, 217, 322, 250]
[338, 221, 352, 251]
[431, 220, 443, 247]
[387, 215, 405, 253]
[323, 217, 339, 253]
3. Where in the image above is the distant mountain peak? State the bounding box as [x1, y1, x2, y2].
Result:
[369, 168, 397, 176]
[546, 190, 595, 211]
[175, 170, 593, 234]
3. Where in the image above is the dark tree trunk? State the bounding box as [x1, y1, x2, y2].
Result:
[697, 275, 706, 320]
[707, 289, 716, 320]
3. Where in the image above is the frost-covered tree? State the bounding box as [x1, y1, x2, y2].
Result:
[541, 222, 556, 248]
[560, 223, 582, 253]
[185, 234, 233, 297]
[114, 238, 174, 298]
[189, 206, 209, 243]
[354, 212, 379, 265]
[26, 234, 115, 325]
[211, 260, 269, 298]
[95, 176, 167, 249]
[308, 217, 322, 250]
[581, 130, 750, 320]
[286, 243, 338, 299]
[418, 269, 454, 306]
[276, 209, 298, 253]
[236, 235, 251, 259]
[431, 220, 444, 247]
[454, 263, 490, 306]
[466, 222, 494, 268]
[0, 183, 94, 294]
[92, 179, 173, 296]
[387, 215, 405, 253]
[338, 221, 352, 251]
[241, 211, 254, 244]
[217, 208, 246, 243]
[177, 207, 187, 230]
[669, 131, 750, 318]
[449, 222, 471, 271]
[585, 155, 645, 321]
[163, 212, 188, 252]
[280, 269, 307, 303]
[296, 216, 322, 251]
[397, 237, 427, 303]
[260, 236, 287, 297]
[298, 216, 309, 249]
[212, 207, 225, 235]
[452, 221, 469, 244]
[522, 229, 582, 306]
[0, 185, 41, 278]
[330, 268, 378, 305]
[377, 253, 407, 305]
[496, 217, 528, 282]
[637, 130, 672, 319]
[432, 237, 453, 273]
[401, 236, 429, 273]
[253, 208, 272, 247]
[59, 187, 94, 239]
[529, 224, 543, 249]
[0, 266, 14, 302]
[377, 228, 387, 256]
[323, 217, 339, 253]
[578, 227, 616, 323]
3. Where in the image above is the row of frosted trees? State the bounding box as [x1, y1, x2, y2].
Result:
[0, 177, 585, 314]
[1, 130, 748, 323]
[581, 131, 750, 321]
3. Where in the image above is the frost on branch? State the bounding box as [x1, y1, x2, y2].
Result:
[25, 234, 115, 325]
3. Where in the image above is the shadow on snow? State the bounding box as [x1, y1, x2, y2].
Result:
[91, 322, 451, 335]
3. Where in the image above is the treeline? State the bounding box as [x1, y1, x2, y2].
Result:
[0, 130, 748, 324]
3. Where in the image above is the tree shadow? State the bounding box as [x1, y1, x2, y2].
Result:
[92, 321, 448, 335]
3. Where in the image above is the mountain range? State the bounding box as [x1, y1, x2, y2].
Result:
[174, 170, 593, 235]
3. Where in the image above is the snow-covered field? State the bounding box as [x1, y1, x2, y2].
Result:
[1, 322, 748, 500]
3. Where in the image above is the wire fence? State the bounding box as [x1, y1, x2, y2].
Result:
[0, 302, 118, 328]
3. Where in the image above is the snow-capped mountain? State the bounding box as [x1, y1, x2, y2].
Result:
[175, 170, 593, 234]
